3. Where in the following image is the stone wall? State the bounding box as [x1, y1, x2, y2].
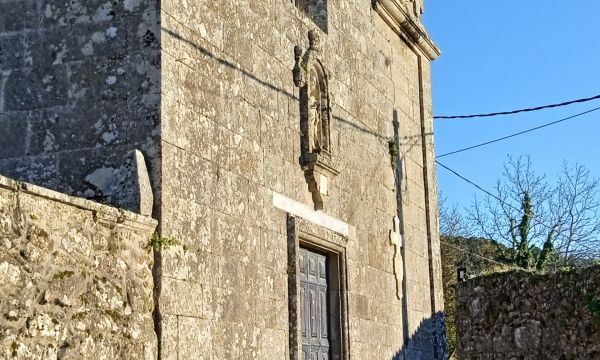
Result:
[0, 0, 161, 201]
[158, 0, 443, 359]
[0, 175, 157, 359]
[1, 0, 445, 358]
[456, 266, 600, 360]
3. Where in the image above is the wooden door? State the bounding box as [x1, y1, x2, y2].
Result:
[300, 247, 330, 360]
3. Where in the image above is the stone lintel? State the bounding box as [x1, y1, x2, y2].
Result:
[373, 0, 441, 60]
[273, 191, 356, 239]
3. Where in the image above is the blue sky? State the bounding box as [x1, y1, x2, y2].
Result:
[424, 1, 600, 210]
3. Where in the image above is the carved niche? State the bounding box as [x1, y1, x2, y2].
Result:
[293, 31, 338, 211]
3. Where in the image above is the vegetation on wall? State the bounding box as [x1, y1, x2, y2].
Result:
[585, 295, 600, 325]
[148, 232, 180, 251]
[388, 138, 399, 171]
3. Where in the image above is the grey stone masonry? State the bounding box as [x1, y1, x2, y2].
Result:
[0, 0, 160, 200]
[0, 0, 445, 359]
[457, 266, 600, 360]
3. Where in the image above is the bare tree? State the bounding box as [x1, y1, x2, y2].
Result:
[439, 192, 470, 237]
[552, 162, 600, 264]
[467, 155, 600, 269]
[468, 155, 552, 249]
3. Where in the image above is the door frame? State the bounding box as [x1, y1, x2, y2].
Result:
[287, 214, 350, 360]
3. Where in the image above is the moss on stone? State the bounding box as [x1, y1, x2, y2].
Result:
[585, 295, 600, 324]
[105, 309, 123, 322]
[53, 270, 74, 281]
[10, 341, 18, 356]
[388, 138, 399, 171]
[71, 311, 87, 321]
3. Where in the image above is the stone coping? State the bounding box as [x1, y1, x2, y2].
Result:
[0, 174, 157, 231]
[373, 0, 441, 60]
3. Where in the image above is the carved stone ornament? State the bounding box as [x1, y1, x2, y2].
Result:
[389, 216, 403, 300]
[293, 31, 339, 211]
[411, 0, 424, 17]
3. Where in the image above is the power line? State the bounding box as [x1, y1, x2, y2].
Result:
[436, 160, 600, 256]
[436, 161, 503, 203]
[434, 93, 600, 119]
[437, 106, 600, 158]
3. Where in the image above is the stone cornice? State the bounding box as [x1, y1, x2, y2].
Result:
[372, 0, 441, 60]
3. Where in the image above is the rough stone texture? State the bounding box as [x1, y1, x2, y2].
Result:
[0, 175, 157, 359]
[457, 266, 600, 360]
[1, 0, 444, 358]
[84, 149, 154, 216]
[158, 0, 443, 359]
[0, 0, 161, 201]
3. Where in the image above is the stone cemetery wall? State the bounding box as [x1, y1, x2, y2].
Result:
[0, 175, 158, 359]
[0, 0, 161, 202]
[456, 266, 600, 360]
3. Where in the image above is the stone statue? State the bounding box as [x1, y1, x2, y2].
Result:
[309, 95, 322, 151]
[309, 71, 322, 151]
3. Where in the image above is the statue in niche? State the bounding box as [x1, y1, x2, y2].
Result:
[293, 31, 338, 210]
[294, 30, 331, 155]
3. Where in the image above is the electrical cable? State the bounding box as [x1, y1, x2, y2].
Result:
[436, 106, 600, 158]
[436, 160, 600, 256]
[434, 93, 600, 119]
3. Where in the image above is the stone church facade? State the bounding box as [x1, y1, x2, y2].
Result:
[0, 0, 443, 358]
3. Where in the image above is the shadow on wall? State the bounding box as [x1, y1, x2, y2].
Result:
[161, 26, 402, 143]
[392, 311, 447, 360]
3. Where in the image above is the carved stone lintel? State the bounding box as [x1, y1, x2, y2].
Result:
[389, 216, 403, 300]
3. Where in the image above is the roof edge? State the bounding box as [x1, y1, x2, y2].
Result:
[373, 0, 441, 60]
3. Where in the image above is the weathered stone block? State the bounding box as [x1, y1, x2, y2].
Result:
[0, 0, 38, 32]
[4, 66, 69, 111]
[160, 277, 203, 318]
[178, 316, 213, 359]
[0, 33, 25, 70]
[28, 101, 129, 156]
[0, 155, 58, 187]
[0, 113, 28, 159]
[82, 149, 154, 215]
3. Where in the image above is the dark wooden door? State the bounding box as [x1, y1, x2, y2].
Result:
[300, 247, 330, 360]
